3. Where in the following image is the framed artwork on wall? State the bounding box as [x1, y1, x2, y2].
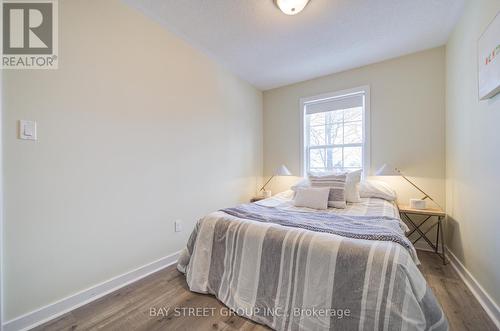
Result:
[478, 11, 500, 100]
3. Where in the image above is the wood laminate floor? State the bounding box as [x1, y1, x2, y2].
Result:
[33, 251, 497, 331]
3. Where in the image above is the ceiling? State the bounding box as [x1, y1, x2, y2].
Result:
[124, 0, 464, 90]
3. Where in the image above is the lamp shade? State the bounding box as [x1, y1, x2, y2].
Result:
[275, 164, 292, 176]
[375, 164, 401, 176]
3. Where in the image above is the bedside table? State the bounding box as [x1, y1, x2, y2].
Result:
[398, 204, 447, 264]
[250, 196, 265, 203]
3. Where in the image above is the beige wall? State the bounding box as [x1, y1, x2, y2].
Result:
[2, 0, 262, 320]
[263, 47, 446, 207]
[446, 0, 500, 307]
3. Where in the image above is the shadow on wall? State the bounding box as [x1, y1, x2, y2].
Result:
[402, 214, 436, 250]
[445, 215, 464, 260]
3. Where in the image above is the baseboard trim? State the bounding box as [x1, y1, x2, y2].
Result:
[446, 248, 500, 330]
[3, 251, 181, 331]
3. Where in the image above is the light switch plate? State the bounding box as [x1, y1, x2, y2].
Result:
[19, 120, 37, 140]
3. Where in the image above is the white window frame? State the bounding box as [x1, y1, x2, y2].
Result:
[299, 85, 371, 176]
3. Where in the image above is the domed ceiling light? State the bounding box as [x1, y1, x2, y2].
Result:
[275, 0, 310, 15]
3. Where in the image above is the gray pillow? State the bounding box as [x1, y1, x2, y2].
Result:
[308, 173, 347, 209]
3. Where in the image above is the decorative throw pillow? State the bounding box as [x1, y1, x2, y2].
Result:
[293, 187, 330, 210]
[359, 180, 397, 201]
[308, 173, 347, 209]
[291, 178, 311, 192]
[345, 169, 362, 203]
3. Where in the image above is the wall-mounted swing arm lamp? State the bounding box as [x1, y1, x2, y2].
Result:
[375, 164, 442, 209]
[259, 164, 292, 195]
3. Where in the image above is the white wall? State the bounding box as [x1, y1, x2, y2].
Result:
[446, 0, 500, 308]
[2, 0, 262, 321]
[263, 47, 446, 207]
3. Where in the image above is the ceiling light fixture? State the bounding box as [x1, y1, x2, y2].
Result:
[275, 0, 310, 15]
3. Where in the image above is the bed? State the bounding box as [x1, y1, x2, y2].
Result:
[177, 191, 448, 331]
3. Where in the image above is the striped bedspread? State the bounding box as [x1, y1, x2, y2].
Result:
[221, 203, 417, 261]
[177, 198, 448, 331]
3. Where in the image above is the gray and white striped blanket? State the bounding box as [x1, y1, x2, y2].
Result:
[222, 203, 417, 260]
[178, 200, 448, 331]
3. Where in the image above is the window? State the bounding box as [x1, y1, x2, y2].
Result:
[301, 86, 370, 176]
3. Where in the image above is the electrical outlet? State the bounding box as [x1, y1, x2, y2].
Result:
[174, 220, 182, 232]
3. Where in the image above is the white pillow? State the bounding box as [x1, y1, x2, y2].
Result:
[345, 170, 362, 203]
[293, 187, 330, 210]
[291, 178, 310, 191]
[359, 180, 397, 201]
